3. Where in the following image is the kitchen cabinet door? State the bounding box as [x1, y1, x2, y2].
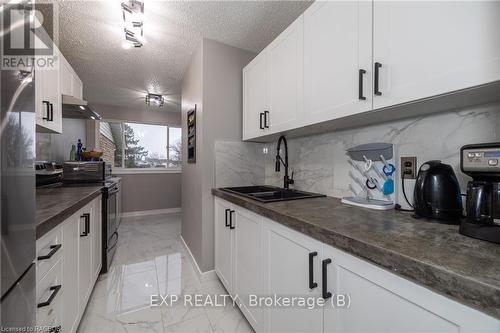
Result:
[60, 56, 73, 97]
[303, 1, 372, 124]
[322, 244, 500, 333]
[34, 24, 62, 134]
[214, 199, 234, 293]
[91, 197, 102, 280]
[233, 207, 263, 331]
[62, 212, 79, 333]
[373, 1, 500, 110]
[266, 16, 303, 135]
[243, 52, 267, 140]
[262, 220, 323, 333]
[72, 75, 83, 99]
[78, 207, 93, 311]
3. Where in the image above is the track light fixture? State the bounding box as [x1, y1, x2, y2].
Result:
[121, 0, 144, 48]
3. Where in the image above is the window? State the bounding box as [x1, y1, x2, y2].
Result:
[99, 121, 181, 172]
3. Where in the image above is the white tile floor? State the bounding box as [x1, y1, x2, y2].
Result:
[78, 213, 253, 333]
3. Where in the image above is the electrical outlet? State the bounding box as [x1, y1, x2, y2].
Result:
[401, 156, 417, 179]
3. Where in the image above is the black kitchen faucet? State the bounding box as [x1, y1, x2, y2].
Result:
[275, 135, 294, 189]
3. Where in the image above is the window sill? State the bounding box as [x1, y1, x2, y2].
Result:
[113, 168, 181, 175]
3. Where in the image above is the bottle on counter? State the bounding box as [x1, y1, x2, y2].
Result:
[70, 144, 76, 161]
[76, 139, 83, 161]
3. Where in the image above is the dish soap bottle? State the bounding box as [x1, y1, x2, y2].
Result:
[70, 144, 76, 161]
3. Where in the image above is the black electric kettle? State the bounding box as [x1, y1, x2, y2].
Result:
[413, 160, 463, 223]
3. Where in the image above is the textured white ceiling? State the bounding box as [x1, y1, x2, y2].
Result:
[57, 0, 312, 112]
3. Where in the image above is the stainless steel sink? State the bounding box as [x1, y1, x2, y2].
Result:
[220, 186, 325, 203]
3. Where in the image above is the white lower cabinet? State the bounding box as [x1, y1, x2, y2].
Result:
[214, 198, 263, 331]
[214, 199, 234, 293]
[233, 208, 264, 331]
[36, 196, 102, 333]
[214, 198, 500, 333]
[62, 212, 79, 333]
[262, 219, 323, 333]
[322, 244, 499, 333]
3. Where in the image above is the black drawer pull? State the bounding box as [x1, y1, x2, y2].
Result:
[42, 101, 50, 120]
[37, 285, 61, 308]
[229, 210, 235, 229]
[49, 103, 54, 121]
[37, 244, 62, 261]
[225, 208, 231, 227]
[259, 113, 264, 129]
[80, 213, 90, 237]
[374, 62, 382, 96]
[322, 258, 332, 300]
[358, 69, 366, 100]
[264, 111, 269, 128]
[309, 251, 318, 289]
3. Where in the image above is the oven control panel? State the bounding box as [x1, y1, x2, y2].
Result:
[462, 147, 500, 173]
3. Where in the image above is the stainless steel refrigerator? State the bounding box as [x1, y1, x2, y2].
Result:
[0, 3, 36, 329]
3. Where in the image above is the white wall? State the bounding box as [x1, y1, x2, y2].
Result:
[181, 39, 255, 272]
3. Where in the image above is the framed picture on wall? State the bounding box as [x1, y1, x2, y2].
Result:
[187, 105, 196, 163]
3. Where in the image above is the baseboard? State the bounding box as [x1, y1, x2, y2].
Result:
[121, 207, 181, 218]
[179, 235, 217, 282]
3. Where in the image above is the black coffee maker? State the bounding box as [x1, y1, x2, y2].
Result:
[459, 143, 500, 244]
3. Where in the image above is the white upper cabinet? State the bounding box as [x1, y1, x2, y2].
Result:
[242, 1, 500, 141]
[372, 1, 500, 109]
[303, 1, 372, 124]
[266, 16, 303, 135]
[34, 22, 62, 134]
[60, 54, 83, 99]
[243, 52, 267, 140]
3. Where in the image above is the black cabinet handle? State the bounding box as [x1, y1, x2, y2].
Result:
[358, 69, 366, 100]
[322, 258, 332, 300]
[37, 285, 61, 308]
[37, 244, 62, 261]
[264, 111, 270, 128]
[80, 213, 90, 237]
[259, 113, 264, 129]
[84, 213, 90, 235]
[49, 103, 54, 121]
[225, 208, 231, 227]
[229, 210, 235, 229]
[42, 101, 50, 120]
[309, 251, 318, 289]
[374, 62, 382, 96]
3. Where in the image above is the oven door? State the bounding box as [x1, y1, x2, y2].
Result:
[107, 187, 118, 245]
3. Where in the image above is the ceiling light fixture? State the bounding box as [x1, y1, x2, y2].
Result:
[145, 93, 164, 108]
[121, 0, 144, 48]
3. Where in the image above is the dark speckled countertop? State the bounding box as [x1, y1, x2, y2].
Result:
[212, 188, 500, 319]
[36, 185, 103, 239]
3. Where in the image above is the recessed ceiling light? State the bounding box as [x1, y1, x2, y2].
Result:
[79, 105, 85, 110]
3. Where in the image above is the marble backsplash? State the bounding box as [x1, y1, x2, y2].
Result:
[214, 103, 499, 209]
[214, 141, 265, 187]
[265, 104, 499, 208]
